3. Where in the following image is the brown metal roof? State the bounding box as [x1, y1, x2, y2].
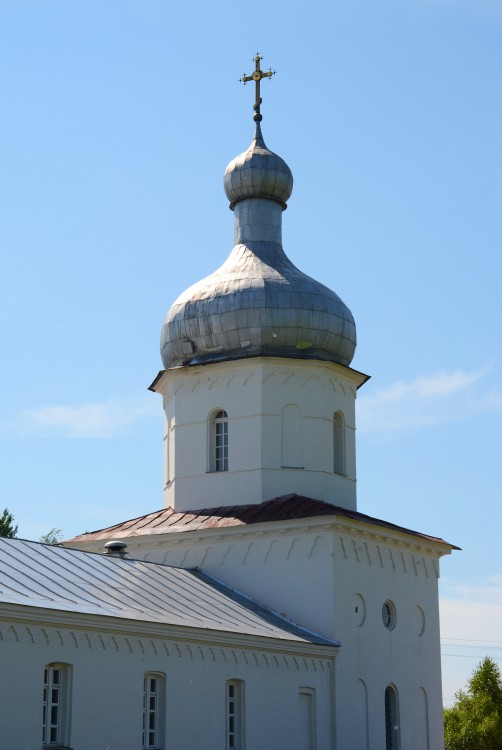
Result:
[66, 495, 458, 549]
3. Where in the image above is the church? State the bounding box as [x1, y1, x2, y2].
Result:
[0, 56, 456, 750]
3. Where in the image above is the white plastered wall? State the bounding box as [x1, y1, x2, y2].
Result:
[154, 357, 367, 512]
[115, 520, 448, 750]
[0, 615, 335, 750]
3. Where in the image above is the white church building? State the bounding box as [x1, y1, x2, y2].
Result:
[0, 57, 456, 750]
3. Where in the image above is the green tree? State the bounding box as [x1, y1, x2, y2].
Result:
[39, 528, 63, 546]
[444, 656, 502, 750]
[0, 507, 18, 538]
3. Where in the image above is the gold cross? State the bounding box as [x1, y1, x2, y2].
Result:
[240, 53, 275, 121]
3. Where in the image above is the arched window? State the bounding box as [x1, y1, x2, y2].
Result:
[385, 685, 400, 750]
[209, 409, 229, 472]
[226, 679, 244, 749]
[142, 672, 166, 750]
[333, 411, 346, 475]
[42, 663, 72, 748]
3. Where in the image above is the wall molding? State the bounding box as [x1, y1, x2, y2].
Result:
[0, 622, 332, 675]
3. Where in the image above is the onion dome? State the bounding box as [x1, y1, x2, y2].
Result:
[160, 123, 356, 370]
[224, 122, 293, 210]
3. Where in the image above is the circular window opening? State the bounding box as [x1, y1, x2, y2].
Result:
[382, 600, 397, 630]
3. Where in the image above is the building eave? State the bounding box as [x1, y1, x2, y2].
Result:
[149, 357, 371, 393]
[65, 495, 458, 556]
[0, 602, 339, 659]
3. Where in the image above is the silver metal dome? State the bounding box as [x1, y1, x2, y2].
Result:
[224, 123, 293, 210]
[160, 125, 356, 370]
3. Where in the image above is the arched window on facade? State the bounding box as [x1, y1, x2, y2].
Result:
[333, 410, 345, 475]
[142, 672, 166, 750]
[209, 409, 229, 472]
[385, 685, 400, 750]
[42, 663, 72, 748]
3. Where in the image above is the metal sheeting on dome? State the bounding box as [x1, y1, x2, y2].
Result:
[161, 240, 356, 369]
[224, 123, 293, 210]
[160, 123, 356, 370]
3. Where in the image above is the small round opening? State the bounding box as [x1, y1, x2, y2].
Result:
[382, 600, 397, 630]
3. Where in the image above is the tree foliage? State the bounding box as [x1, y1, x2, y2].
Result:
[444, 656, 502, 750]
[0, 507, 18, 538]
[39, 528, 63, 546]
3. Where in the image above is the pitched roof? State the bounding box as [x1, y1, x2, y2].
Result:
[67, 494, 457, 549]
[0, 538, 337, 646]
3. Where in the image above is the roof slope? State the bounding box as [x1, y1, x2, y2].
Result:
[67, 494, 457, 549]
[0, 538, 336, 646]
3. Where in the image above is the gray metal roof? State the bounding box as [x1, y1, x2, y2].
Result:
[0, 538, 337, 647]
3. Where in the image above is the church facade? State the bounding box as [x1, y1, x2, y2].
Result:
[68, 59, 456, 748]
[3, 57, 456, 750]
[0, 536, 338, 749]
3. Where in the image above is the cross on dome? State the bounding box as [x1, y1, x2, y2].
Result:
[240, 53, 275, 122]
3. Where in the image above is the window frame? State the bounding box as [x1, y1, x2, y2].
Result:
[226, 679, 244, 750]
[42, 662, 72, 749]
[208, 409, 229, 473]
[142, 671, 165, 750]
[382, 600, 397, 631]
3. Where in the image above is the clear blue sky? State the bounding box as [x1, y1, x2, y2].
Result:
[1, 0, 501, 704]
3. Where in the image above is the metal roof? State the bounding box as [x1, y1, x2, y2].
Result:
[0, 538, 337, 647]
[67, 494, 458, 550]
[160, 121, 356, 370]
[223, 121, 293, 210]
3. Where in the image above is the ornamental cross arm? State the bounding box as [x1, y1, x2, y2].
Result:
[239, 53, 276, 121]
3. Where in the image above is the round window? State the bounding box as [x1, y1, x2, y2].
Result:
[382, 600, 397, 630]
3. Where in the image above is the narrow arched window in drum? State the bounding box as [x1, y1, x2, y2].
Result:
[209, 409, 229, 472]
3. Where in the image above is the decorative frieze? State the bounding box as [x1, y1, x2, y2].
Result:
[140, 521, 443, 588]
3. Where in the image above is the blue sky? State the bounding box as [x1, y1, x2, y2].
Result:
[1, 0, 501, 704]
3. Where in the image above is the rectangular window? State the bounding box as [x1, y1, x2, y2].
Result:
[226, 680, 244, 750]
[215, 419, 229, 472]
[142, 673, 165, 750]
[42, 664, 71, 748]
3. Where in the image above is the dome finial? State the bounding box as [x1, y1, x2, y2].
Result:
[240, 53, 276, 123]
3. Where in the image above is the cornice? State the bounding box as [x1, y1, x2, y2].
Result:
[150, 356, 370, 393]
[107, 511, 453, 559]
[0, 603, 338, 660]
